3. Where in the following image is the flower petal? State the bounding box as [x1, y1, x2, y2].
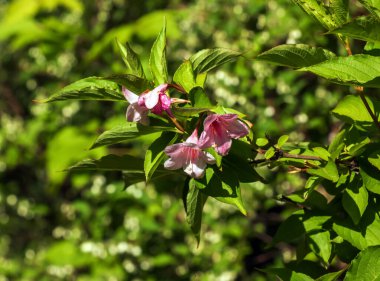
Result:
[215, 138, 232, 156]
[184, 158, 207, 179]
[227, 120, 249, 139]
[143, 90, 160, 109]
[164, 158, 183, 170]
[185, 129, 199, 145]
[122, 87, 139, 103]
[203, 152, 216, 164]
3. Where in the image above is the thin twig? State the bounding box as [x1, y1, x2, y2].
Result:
[358, 89, 380, 132]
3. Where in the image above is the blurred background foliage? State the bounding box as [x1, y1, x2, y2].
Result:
[0, 0, 353, 280]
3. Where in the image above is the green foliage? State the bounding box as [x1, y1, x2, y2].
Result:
[40, 77, 124, 102]
[149, 21, 168, 86]
[300, 55, 380, 88]
[345, 246, 380, 280]
[115, 39, 145, 78]
[256, 44, 336, 68]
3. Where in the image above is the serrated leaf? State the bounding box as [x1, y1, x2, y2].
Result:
[115, 38, 145, 78]
[68, 154, 144, 171]
[256, 44, 336, 68]
[103, 74, 152, 93]
[292, 0, 338, 30]
[308, 231, 332, 264]
[144, 132, 178, 182]
[190, 48, 241, 74]
[90, 122, 179, 149]
[329, 0, 349, 26]
[332, 95, 380, 124]
[299, 55, 380, 88]
[307, 161, 339, 182]
[330, 16, 380, 43]
[187, 179, 208, 244]
[173, 60, 197, 93]
[149, 21, 168, 86]
[358, 0, 380, 20]
[39, 77, 123, 103]
[344, 246, 380, 281]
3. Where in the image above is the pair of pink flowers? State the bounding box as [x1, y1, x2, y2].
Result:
[122, 84, 172, 125]
[164, 114, 249, 178]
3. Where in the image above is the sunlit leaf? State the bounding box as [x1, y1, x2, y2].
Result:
[149, 20, 168, 86]
[40, 77, 123, 103]
[115, 38, 145, 78]
[90, 122, 179, 149]
[300, 55, 380, 88]
[190, 48, 241, 74]
[256, 44, 336, 68]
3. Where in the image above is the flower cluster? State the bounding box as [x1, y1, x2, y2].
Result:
[122, 84, 172, 125]
[122, 84, 250, 179]
[164, 114, 249, 178]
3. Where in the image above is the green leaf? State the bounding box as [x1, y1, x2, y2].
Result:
[307, 161, 339, 182]
[256, 138, 269, 147]
[343, 175, 368, 225]
[256, 44, 336, 68]
[344, 246, 380, 281]
[312, 147, 330, 161]
[329, 0, 349, 26]
[39, 77, 123, 103]
[187, 179, 208, 244]
[123, 167, 176, 188]
[291, 0, 338, 30]
[308, 231, 332, 264]
[273, 210, 331, 243]
[144, 132, 178, 182]
[299, 55, 380, 88]
[330, 16, 380, 43]
[103, 74, 152, 93]
[358, 0, 380, 20]
[333, 201, 380, 250]
[265, 147, 276, 159]
[190, 48, 241, 74]
[261, 268, 314, 281]
[149, 21, 168, 86]
[360, 158, 380, 194]
[189, 87, 213, 108]
[171, 106, 210, 118]
[332, 95, 380, 125]
[277, 135, 289, 148]
[315, 270, 345, 281]
[90, 122, 179, 149]
[68, 154, 144, 171]
[368, 150, 380, 170]
[194, 168, 247, 215]
[173, 60, 197, 93]
[115, 38, 145, 78]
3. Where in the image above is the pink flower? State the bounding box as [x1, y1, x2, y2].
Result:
[164, 130, 215, 179]
[122, 87, 149, 125]
[198, 114, 249, 156]
[138, 84, 173, 116]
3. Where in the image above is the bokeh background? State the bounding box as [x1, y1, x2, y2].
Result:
[0, 0, 351, 280]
